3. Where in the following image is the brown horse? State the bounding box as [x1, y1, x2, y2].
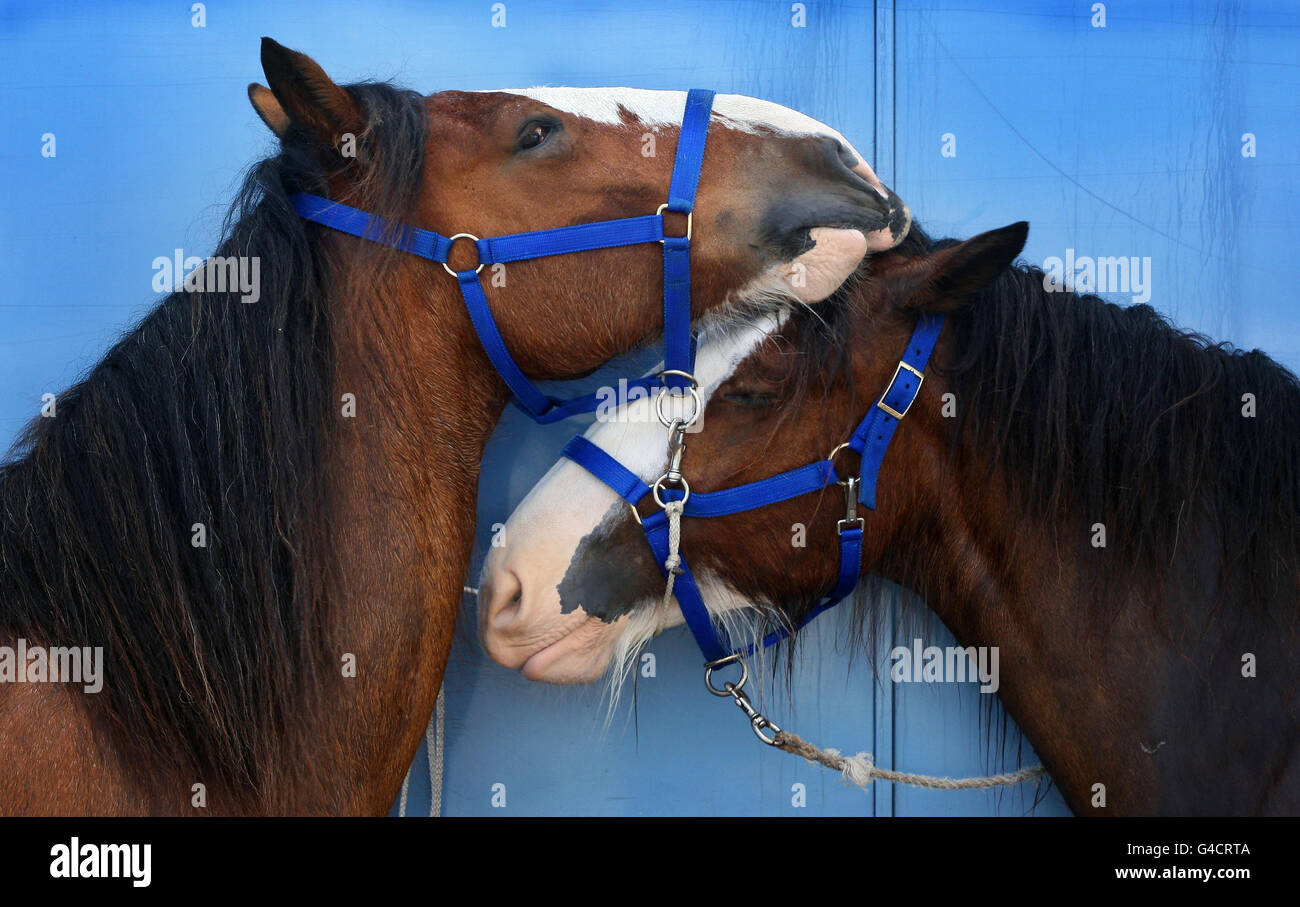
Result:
[0, 38, 907, 815]
[484, 223, 1300, 815]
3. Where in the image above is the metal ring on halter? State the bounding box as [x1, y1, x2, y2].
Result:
[655, 379, 702, 428]
[441, 233, 484, 277]
[704, 653, 747, 696]
[827, 441, 860, 486]
[656, 203, 693, 242]
[657, 368, 698, 389]
[651, 474, 690, 509]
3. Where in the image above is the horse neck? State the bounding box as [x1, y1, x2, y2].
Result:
[872, 353, 1300, 814]
[301, 266, 509, 813]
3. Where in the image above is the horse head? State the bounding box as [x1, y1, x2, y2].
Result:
[479, 224, 1028, 683]
[250, 39, 910, 387]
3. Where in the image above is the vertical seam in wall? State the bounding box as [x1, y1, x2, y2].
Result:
[872, 0, 899, 819]
[890, 2, 898, 821]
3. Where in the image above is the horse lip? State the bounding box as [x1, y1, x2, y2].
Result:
[765, 185, 906, 261]
[518, 623, 585, 678]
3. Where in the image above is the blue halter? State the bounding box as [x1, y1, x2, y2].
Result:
[289, 89, 716, 423]
[562, 312, 946, 664]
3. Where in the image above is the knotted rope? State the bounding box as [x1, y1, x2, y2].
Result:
[660, 499, 686, 610]
[774, 729, 1045, 791]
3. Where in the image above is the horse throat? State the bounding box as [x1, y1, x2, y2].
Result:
[308, 270, 510, 813]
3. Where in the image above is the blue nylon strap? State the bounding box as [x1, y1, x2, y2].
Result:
[744, 526, 863, 655]
[560, 314, 945, 662]
[458, 271, 560, 419]
[832, 526, 864, 600]
[561, 431, 845, 661]
[291, 193, 453, 262]
[641, 510, 731, 663]
[662, 236, 694, 388]
[561, 435, 731, 660]
[479, 215, 665, 264]
[850, 313, 947, 509]
[561, 436, 652, 505]
[667, 90, 715, 214]
[525, 376, 662, 425]
[564, 434, 838, 519]
[662, 89, 714, 388]
[667, 461, 836, 518]
[290, 88, 716, 423]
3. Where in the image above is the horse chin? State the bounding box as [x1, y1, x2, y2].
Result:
[742, 226, 871, 304]
[517, 614, 618, 685]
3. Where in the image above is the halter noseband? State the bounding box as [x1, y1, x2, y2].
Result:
[289, 89, 716, 423]
[562, 312, 946, 665]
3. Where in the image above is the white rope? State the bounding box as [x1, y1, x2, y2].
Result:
[398, 759, 411, 816]
[399, 587, 470, 817]
[774, 729, 1046, 791]
[429, 686, 445, 817]
[396, 686, 447, 816]
[660, 500, 686, 609]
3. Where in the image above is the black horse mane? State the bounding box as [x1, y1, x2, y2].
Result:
[784, 224, 1300, 618]
[760, 225, 1299, 797]
[0, 81, 427, 800]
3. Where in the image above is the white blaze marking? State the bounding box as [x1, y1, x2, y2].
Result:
[486, 312, 786, 633]
[584, 310, 788, 482]
[497, 87, 877, 190]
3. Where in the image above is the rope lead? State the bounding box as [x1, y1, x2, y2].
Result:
[774, 729, 1046, 791]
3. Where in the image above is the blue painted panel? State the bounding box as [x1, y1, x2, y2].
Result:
[882, 0, 1297, 818]
[4, 0, 1291, 816]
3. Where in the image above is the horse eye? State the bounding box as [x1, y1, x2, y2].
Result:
[722, 392, 777, 409]
[518, 121, 555, 151]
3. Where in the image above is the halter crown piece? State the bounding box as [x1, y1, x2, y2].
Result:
[288, 89, 715, 423]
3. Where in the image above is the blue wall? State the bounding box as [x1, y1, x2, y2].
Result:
[2, 1, 1294, 816]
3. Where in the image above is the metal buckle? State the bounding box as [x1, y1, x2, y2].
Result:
[837, 476, 864, 534]
[656, 203, 693, 242]
[876, 360, 924, 421]
[441, 233, 484, 277]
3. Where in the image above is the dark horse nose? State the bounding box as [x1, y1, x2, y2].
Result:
[816, 135, 880, 195]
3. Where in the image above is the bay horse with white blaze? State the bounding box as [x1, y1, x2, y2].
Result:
[483, 223, 1300, 816]
[0, 38, 907, 814]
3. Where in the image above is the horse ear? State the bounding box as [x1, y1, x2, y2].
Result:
[898, 222, 1029, 312]
[258, 37, 362, 145]
[248, 83, 289, 137]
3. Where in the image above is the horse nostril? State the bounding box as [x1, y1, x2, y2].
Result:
[826, 136, 858, 171]
[485, 568, 524, 631]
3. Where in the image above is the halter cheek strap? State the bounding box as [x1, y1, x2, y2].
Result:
[849, 312, 946, 508]
[290, 89, 716, 422]
[562, 312, 946, 663]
